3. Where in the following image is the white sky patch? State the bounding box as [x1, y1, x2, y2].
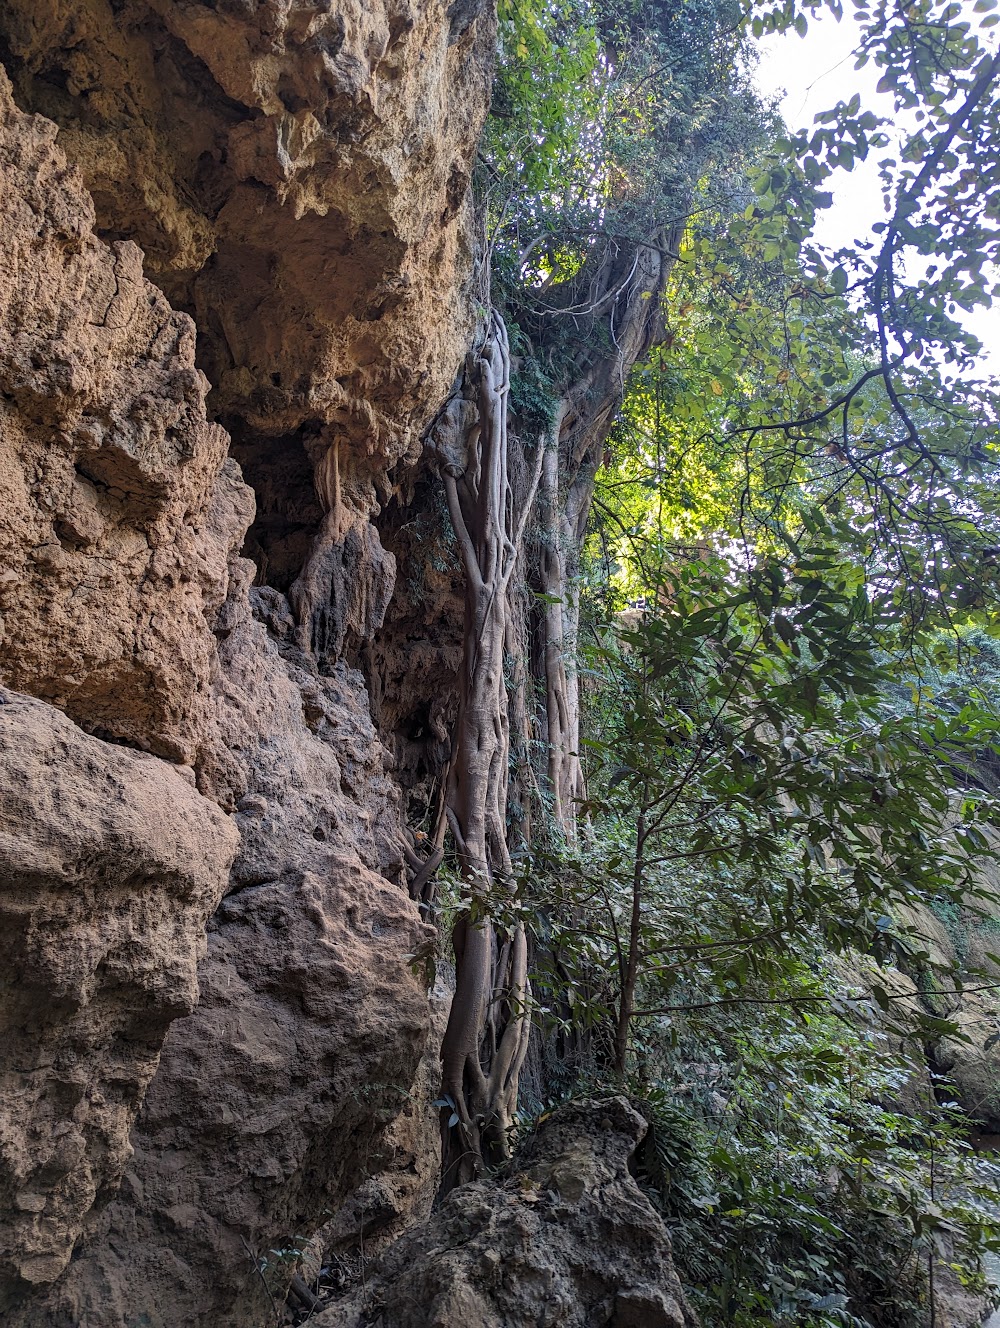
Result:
[753, 9, 1000, 376]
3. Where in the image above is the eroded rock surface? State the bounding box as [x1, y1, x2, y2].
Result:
[0, 8, 479, 1316]
[0, 687, 238, 1305]
[0, 67, 249, 761]
[314, 1098, 697, 1328]
[3, 585, 439, 1327]
[0, 0, 489, 459]
[0, 0, 495, 763]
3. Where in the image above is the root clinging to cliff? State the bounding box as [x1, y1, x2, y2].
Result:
[435, 312, 543, 1192]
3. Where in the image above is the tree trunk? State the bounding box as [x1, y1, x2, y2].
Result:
[433, 223, 684, 1189]
[538, 434, 586, 836]
[614, 803, 647, 1077]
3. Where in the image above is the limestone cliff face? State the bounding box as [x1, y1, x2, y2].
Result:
[0, 70, 244, 762]
[0, 3, 492, 1324]
[0, 0, 483, 449]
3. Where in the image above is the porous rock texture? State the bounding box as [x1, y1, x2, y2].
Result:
[32, 599, 439, 1328]
[0, 0, 491, 1318]
[0, 686, 238, 1302]
[314, 1098, 698, 1328]
[0, 66, 243, 761]
[0, 0, 487, 508]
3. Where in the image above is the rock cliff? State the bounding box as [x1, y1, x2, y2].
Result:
[0, 4, 701, 1326]
[0, 3, 489, 1322]
[0, 687, 238, 1298]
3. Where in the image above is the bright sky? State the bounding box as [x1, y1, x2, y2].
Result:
[753, 10, 1000, 376]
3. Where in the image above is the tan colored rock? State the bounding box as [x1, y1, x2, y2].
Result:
[890, 893, 1000, 1128]
[0, 2, 496, 1322]
[316, 971, 453, 1264]
[0, 55, 443, 1326]
[8, 588, 438, 1328]
[846, 889, 1000, 1128]
[0, 67, 253, 761]
[0, 0, 494, 745]
[0, 0, 490, 463]
[314, 1098, 697, 1328]
[0, 687, 238, 1305]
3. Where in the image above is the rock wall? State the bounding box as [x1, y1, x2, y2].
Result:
[31, 613, 439, 1328]
[0, 2, 493, 1323]
[0, 0, 485, 448]
[0, 5, 702, 1326]
[0, 68, 242, 761]
[0, 688, 238, 1303]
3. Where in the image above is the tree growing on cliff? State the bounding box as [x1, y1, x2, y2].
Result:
[424, 0, 772, 1189]
[426, 0, 1000, 1191]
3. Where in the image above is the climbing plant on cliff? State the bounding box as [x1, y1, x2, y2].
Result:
[429, 316, 544, 1189]
[486, 0, 773, 836]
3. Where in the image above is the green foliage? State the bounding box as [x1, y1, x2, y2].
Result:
[486, 0, 1000, 1319]
[507, 322, 560, 434]
[484, 0, 774, 400]
[492, 0, 602, 197]
[634, 997, 1000, 1327]
[599, 190, 1000, 643]
[521, 540, 1000, 1062]
[526, 477, 1000, 1321]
